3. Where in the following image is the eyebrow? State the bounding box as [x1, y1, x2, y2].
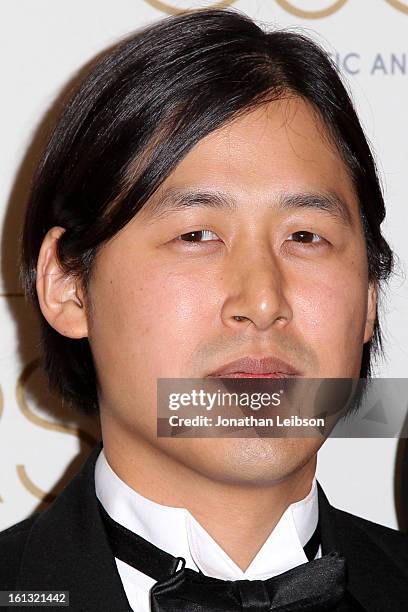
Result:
[143, 187, 354, 228]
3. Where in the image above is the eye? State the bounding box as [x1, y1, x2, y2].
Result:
[178, 229, 220, 243]
[287, 230, 325, 245]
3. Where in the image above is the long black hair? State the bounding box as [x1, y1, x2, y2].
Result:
[20, 9, 394, 414]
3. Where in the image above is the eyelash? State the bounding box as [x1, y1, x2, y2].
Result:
[177, 230, 326, 246]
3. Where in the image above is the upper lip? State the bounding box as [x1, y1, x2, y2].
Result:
[206, 355, 302, 377]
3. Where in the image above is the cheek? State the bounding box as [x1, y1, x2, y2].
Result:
[293, 267, 368, 371]
[93, 258, 220, 377]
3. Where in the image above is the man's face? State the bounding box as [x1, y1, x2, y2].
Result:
[82, 98, 376, 483]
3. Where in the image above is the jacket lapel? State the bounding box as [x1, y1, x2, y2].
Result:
[16, 443, 132, 611]
[317, 481, 408, 610]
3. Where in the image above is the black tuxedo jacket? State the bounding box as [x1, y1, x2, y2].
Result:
[1, 443, 408, 611]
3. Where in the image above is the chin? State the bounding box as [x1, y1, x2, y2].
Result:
[175, 438, 319, 486]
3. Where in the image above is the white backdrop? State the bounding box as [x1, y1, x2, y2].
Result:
[1, 0, 407, 532]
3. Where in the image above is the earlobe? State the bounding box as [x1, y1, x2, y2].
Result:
[363, 282, 378, 344]
[36, 226, 89, 339]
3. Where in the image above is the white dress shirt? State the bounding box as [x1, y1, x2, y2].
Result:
[95, 448, 320, 611]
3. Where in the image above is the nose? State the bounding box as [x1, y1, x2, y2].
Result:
[220, 245, 293, 332]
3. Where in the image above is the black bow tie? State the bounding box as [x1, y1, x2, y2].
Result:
[98, 501, 347, 611]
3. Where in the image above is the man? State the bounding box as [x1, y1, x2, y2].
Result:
[1, 7, 407, 611]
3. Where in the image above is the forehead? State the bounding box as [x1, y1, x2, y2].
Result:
[147, 96, 359, 220]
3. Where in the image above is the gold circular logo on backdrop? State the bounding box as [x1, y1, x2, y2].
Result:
[145, 0, 236, 15]
[144, 0, 408, 18]
[16, 358, 97, 447]
[16, 465, 56, 504]
[15, 359, 99, 502]
[384, 0, 408, 13]
[275, 0, 349, 19]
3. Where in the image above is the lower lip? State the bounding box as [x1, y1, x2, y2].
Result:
[209, 372, 297, 378]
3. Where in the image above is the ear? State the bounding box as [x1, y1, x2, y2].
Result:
[36, 226, 89, 339]
[363, 281, 378, 344]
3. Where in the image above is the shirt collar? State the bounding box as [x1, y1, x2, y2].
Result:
[95, 448, 318, 580]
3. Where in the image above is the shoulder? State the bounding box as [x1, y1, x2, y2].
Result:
[0, 515, 39, 589]
[333, 506, 408, 570]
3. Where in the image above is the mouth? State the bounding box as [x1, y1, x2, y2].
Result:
[210, 373, 295, 378]
[206, 356, 302, 378]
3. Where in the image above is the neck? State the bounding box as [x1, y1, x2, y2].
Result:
[101, 424, 317, 571]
